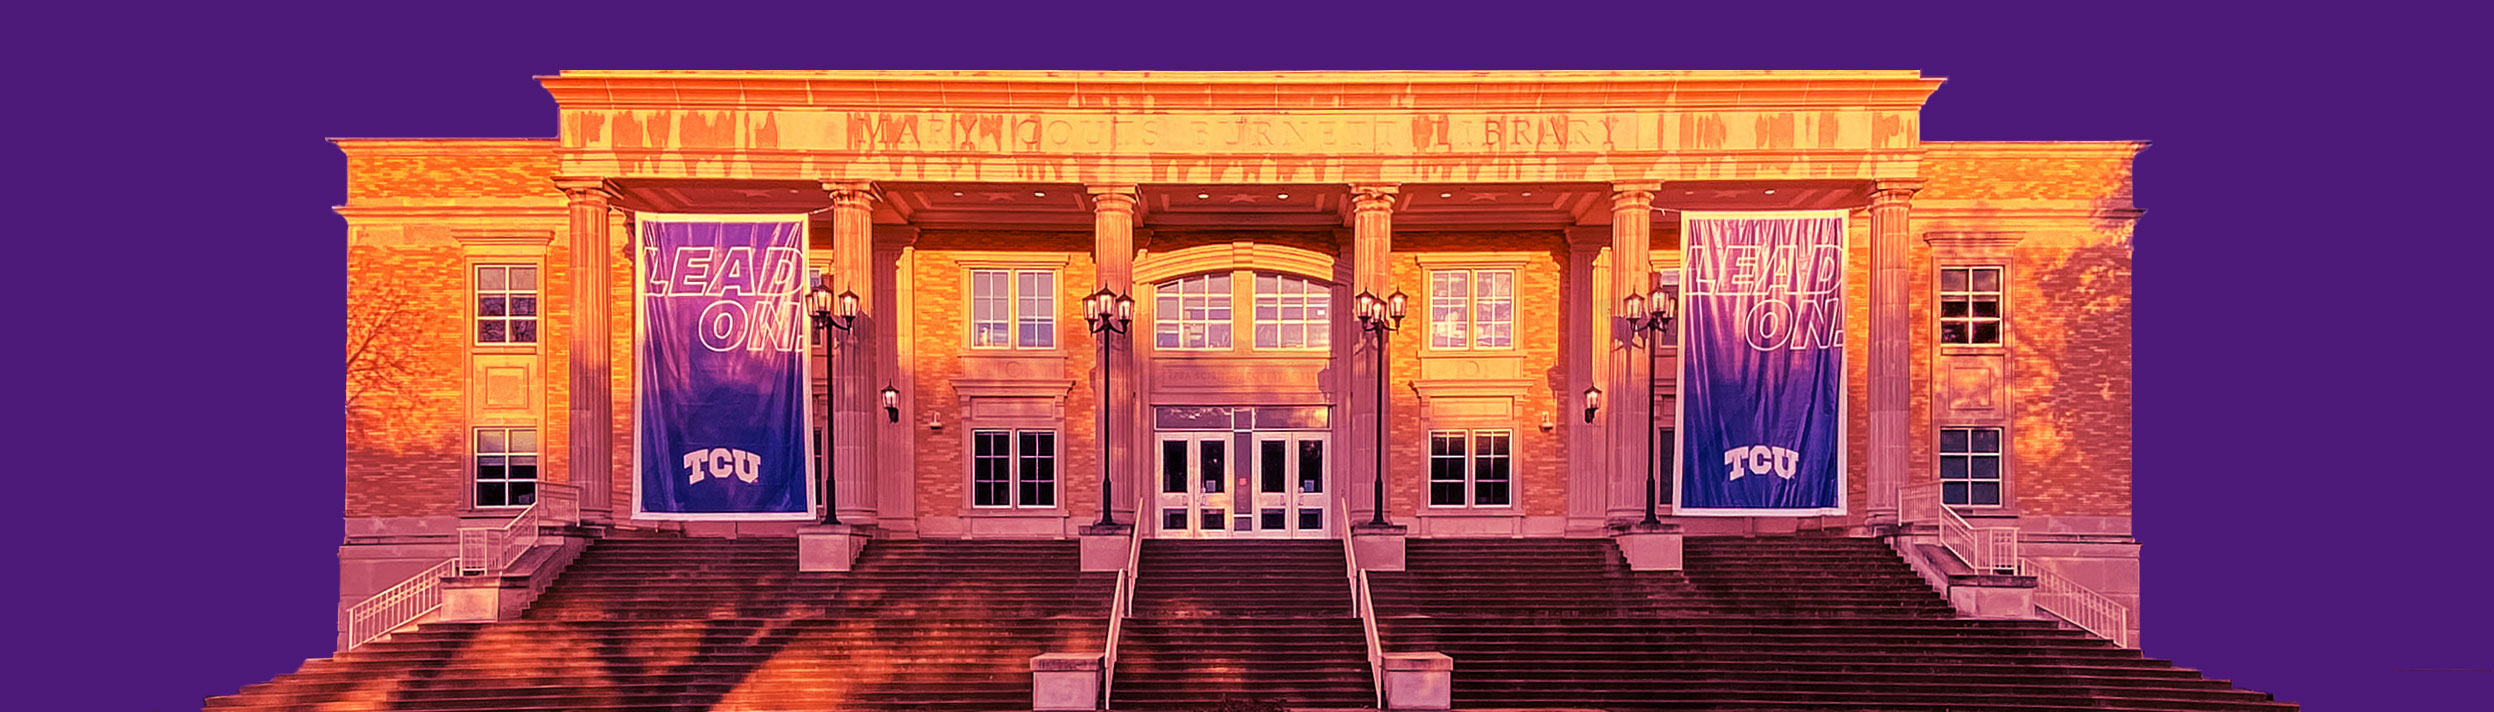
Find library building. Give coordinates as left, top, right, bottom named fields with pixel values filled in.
left=215, top=70, right=2294, bottom=711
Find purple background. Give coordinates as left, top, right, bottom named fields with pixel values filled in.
left=14, top=3, right=2485, bottom=709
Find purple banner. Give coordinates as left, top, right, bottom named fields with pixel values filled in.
left=635, top=215, right=814, bottom=518
left=1676, top=212, right=1847, bottom=516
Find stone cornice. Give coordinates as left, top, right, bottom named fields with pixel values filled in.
left=538, top=70, right=1945, bottom=112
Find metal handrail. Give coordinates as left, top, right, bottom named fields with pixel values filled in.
left=1339, top=503, right=1387, bottom=709
left=1100, top=488, right=1147, bottom=707
left=342, top=558, right=459, bottom=650
left=457, top=482, right=579, bottom=576
left=1902, top=483, right=2018, bottom=574
left=2021, top=557, right=2133, bottom=648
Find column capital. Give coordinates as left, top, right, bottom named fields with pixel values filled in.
left=821, top=180, right=882, bottom=204
left=553, top=177, right=616, bottom=203
left=1611, top=187, right=1656, bottom=212
left=1087, top=189, right=1138, bottom=214
left=1869, top=179, right=1925, bottom=206
left=1350, top=184, right=1398, bottom=212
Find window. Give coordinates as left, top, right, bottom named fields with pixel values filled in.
left=1253, top=273, right=1331, bottom=349
left=972, top=429, right=1057, bottom=507
left=1656, top=427, right=1676, bottom=505
left=475, top=265, right=538, bottom=344
left=473, top=427, right=538, bottom=508
left=1428, top=430, right=1512, bottom=507
left=970, top=269, right=1056, bottom=348
left=1940, top=266, right=2003, bottom=345
left=1940, top=427, right=2004, bottom=507
left=1427, top=269, right=1515, bottom=349
left=1154, top=273, right=1233, bottom=349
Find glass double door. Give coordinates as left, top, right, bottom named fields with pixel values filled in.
left=1154, top=431, right=1330, bottom=539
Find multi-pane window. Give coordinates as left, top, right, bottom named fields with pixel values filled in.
left=1428, top=430, right=1513, bottom=507
left=1940, top=427, right=2004, bottom=507
left=1939, top=266, right=2004, bottom=345
left=1154, top=273, right=1233, bottom=349
left=1427, top=269, right=1516, bottom=349
left=972, top=429, right=1057, bottom=507
left=970, top=269, right=1056, bottom=348
left=1253, top=273, right=1331, bottom=349
left=475, top=265, right=539, bottom=344
left=473, top=427, right=538, bottom=508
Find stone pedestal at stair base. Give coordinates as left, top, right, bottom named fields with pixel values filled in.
left=1381, top=651, right=1453, bottom=710
left=1351, top=521, right=1408, bottom=571
left=439, top=572, right=532, bottom=623
left=797, top=523, right=873, bottom=572
left=1029, top=653, right=1102, bottom=711
left=1611, top=520, right=1684, bottom=571
left=1076, top=523, right=1132, bottom=573
left=1947, top=571, right=2041, bottom=620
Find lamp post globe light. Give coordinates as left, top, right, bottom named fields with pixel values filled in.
left=1353, top=289, right=1407, bottom=527
left=1082, top=287, right=1134, bottom=527
left=1621, top=278, right=1677, bottom=526
left=807, top=282, right=859, bottom=525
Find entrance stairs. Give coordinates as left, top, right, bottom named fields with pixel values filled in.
left=1112, top=539, right=1373, bottom=710
left=1368, top=535, right=2295, bottom=711
left=208, top=532, right=1112, bottom=712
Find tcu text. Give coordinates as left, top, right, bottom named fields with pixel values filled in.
left=1724, top=445, right=1801, bottom=480
left=683, top=448, right=763, bottom=485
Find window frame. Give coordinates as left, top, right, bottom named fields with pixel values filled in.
left=1426, top=429, right=1516, bottom=508
left=1424, top=268, right=1518, bottom=351
left=968, top=268, right=1058, bottom=350
left=472, top=264, right=541, bottom=346
left=1251, top=272, right=1333, bottom=351
left=1938, top=426, right=2007, bottom=508
left=1152, top=272, right=1238, bottom=351
left=969, top=427, right=1059, bottom=509
left=1938, top=265, right=2006, bottom=347
left=471, top=426, right=540, bottom=510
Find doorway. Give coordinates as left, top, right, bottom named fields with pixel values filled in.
left=1154, top=430, right=1330, bottom=539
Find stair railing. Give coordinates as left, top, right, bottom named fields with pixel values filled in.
left=1338, top=503, right=1388, bottom=710
left=1100, top=488, right=1146, bottom=707
left=2020, top=557, right=2133, bottom=648
left=342, top=558, right=460, bottom=650
left=1902, top=483, right=2018, bottom=574
left=457, top=482, right=579, bottom=576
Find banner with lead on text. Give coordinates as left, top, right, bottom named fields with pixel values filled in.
left=634, top=214, right=817, bottom=520
left=1675, top=211, right=1849, bottom=516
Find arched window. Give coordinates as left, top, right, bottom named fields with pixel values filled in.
left=1253, top=273, right=1331, bottom=349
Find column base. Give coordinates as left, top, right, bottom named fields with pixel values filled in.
left=1077, top=523, right=1134, bottom=573
left=1030, top=652, right=1103, bottom=711
left=1610, top=520, right=1684, bottom=571
left=1381, top=651, right=1453, bottom=710
left=1351, top=522, right=1409, bottom=572
left=797, top=523, right=875, bottom=572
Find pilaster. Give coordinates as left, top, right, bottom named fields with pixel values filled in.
left=1563, top=226, right=1611, bottom=533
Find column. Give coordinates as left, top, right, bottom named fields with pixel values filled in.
left=824, top=181, right=881, bottom=525
left=1349, top=184, right=1397, bottom=524
left=1867, top=180, right=1921, bottom=527
left=557, top=178, right=616, bottom=523
left=1605, top=184, right=1658, bottom=523
left=1088, top=184, right=1139, bottom=525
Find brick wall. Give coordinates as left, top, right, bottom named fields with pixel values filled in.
left=1386, top=231, right=1572, bottom=519
left=907, top=231, right=1103, bottom=521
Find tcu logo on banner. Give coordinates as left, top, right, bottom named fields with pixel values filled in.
left=635, top=215, right=816, bottom=519
left=1676, top=212, right=1848, bottom=516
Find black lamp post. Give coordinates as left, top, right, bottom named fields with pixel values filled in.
left=1082, top=287, right=1135, bottom=527
left=1621, top=280, right=1676, bottom=526
left=807, top=283, right=859, bottom=525
left=1354, top=289, right=1407, bottom=527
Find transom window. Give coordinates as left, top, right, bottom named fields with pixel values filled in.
left=473, top=427, right=539, bottom=508
left=1428, top=269, right=1516, bottom=349
left=1940, top=427, right=2004, bottom=507
left=1154, top=273, right=1234, bottom=349
left=475, top=265, right=539, bottom=344
left=972, top=429, right=1057, bottom=508
left=971, top=269, right=1057, bottom=349
left=1939, top=266, right=2004, bottom=345
left=1428, top=430, right=1512, bottom=507
left=1253, top=273, right=1331, bottom=349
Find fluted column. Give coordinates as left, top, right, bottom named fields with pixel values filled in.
left=824, top=181, right=881, bottom=525
left=557, top=178, right=617, bottom=523
left=1867, top=180, right=1922, bottom=527
left=1088, top=184, right=1139, bottom=525
left=1605, top=184, right=1658, bottom=523
left=1349, top=184, right=1398, bottom=525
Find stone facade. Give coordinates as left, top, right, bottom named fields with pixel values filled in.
left=333, top=70, right=2145, bottom=646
